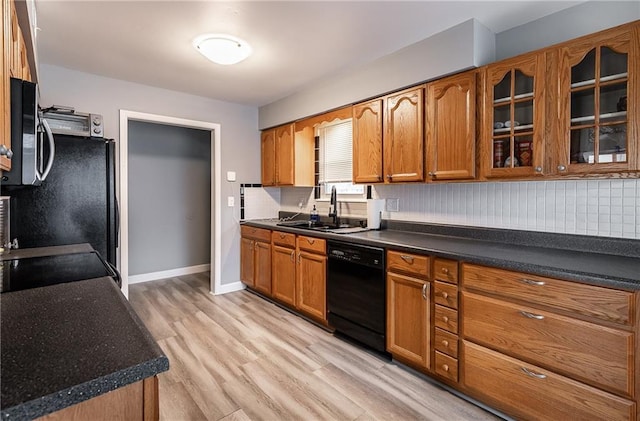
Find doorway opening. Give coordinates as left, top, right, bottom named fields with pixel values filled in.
left=118, top=110, right=221, bottom=297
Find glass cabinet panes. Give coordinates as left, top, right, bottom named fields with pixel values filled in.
left=568, top=45, right=627, bottom=165
left=492, top=69, right=535, bottom=169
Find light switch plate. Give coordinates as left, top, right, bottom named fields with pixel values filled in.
left=226, top=171, right=236, bottom=182
left=227, top=196, right=235, bottom=207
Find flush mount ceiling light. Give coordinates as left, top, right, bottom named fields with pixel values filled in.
left=193, top=34, right=252, bottom=65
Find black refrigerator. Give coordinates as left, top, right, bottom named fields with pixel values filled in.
left=1, top=134, right=118, bottom=266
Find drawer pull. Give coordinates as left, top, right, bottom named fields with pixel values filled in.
left=279, top=233, right=286, bottom=239
left=442, top=364, right=449, bottom=372
left=400, top=255, right=414, bottom=263
left=521, top=367, right=547, bottom=379
left=307, top=238, right=315, bottom=245
left=442, top=316, right=449, bottom=323
left=520, top=310, right=545, bottom=320
left=442, top=340, right=449, bottom=347
left=520, top=278, right=545, bottom=286
left=421, top=284, right=427, bottom=300
left=441, top=267, right=449, bottom=274
left=441, top=292, right=449, bottom=299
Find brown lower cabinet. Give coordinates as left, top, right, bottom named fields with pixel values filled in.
left=460, top=263, right=637, bottom=420
left=38, top=377, right=159, bottom=421
left=463, top=341, right=634, bottom=421
left=240, top=226, right=271, bottom=294
left=242, top=229, right=640, bottom=419
left=296, top=235, right=327, bottom=323
left=243, top=228, right=327, bottom=324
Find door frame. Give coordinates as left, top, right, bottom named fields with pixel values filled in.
left=118, top=110, right=221, bottom=298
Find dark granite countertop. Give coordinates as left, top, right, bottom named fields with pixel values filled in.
left=242, top=219, right=640, bottom=290
left=0, top=277, right=169, bottom=420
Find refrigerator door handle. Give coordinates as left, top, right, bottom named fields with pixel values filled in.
left=38, top=119, right=55, bottom=182
left=115, top=196, right=120, bottom=246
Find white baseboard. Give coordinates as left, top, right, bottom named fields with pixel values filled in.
left=211, top=281, right=246, bottom=295
left=128, top=264, right=211, bottom=284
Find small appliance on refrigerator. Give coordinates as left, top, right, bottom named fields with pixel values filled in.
left=1, top=78, right=118, bottom=269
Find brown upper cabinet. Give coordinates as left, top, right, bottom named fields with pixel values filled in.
left=352, top=99, right=384, bottom=183
left=352, top=86, right=425, bottom=184
left=426, top=71, right=477, bottom=181
left=2, top=0, right=34, bottom=172
left=479, top=52, right=547, bottom=179
left=556, top=22, right=639, bottom=175
left=384, top=86, right=425, bottom=182
left=261, top=123, right=314, bottom=187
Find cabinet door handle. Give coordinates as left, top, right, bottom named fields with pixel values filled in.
left=422, top=284, right=427, bottom=300
left=0, top=145, right=13, bottom=159
left=400, top=255, right=414, bottom=263
left=557, top=165, right=567, bottom=172
left=250, top=241, right=255, bottom=251
left=521, top=367, right=547, bottom=379
left=534, top=166, right=543, bottom=173
left=520, top=278, right=545, bottom=286
left=290, top=250, right=295, bottom=262
left=520, top=310, right=544, bottom=320
left=428, top=172, right=435, bottom=177
left=386, top=174, right=392, bottom=180
left=297, top=253, right=301, bottom=264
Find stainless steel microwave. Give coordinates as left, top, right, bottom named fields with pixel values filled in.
left=3, top=78, right=104, bottom=186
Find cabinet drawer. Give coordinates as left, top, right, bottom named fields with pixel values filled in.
left=434, top=258, right=458, bottom=284
left=434, top=305, right=458, bottom=334
left=435, top=351, right=458, bottom=382
left=463, top=292, right=633, bottom=396
left=272, top=231, right=296, bottom=247
left=463, top=341, right=635, bottom=421
left=241, top=225, right=271, bottom=242
left=462, top=263, right=634, bottom=325
left=387, top=250, right=430, bottom=278
left=296, top=235, right=326, bottom=254
left=434, top=328, right=458, bottom=358
left=434, top=281, right=458, bottom=309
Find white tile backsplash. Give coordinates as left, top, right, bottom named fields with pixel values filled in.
left=242, top=187, right=281, bottom=220
left=279, top=179, right=640, bottom=239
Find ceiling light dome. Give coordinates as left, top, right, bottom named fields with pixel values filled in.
left=193, top=34, right=252, bottom=65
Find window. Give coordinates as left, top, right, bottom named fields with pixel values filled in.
left=317, top=119, right=364, bottom=199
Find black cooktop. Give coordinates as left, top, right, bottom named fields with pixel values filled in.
left=1, top=252, right=118, bottom=293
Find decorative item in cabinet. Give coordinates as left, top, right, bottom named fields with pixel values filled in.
left=480, top=52, right=547, bottom=178
left=557, top=21, right=639, bottom=174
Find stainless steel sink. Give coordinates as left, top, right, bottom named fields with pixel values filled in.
left=276, top=221, right=366, bottom=234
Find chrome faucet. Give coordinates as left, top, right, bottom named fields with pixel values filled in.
left=328, top=185, right=339, bottom=226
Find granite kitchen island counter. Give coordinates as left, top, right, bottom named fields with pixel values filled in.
left=0, top=277, right=169, bottom=420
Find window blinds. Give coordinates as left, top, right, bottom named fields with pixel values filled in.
left=318, top=120, right=353, bottom=184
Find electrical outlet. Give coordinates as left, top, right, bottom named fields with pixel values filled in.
left=227, top=196, right=235, bottom=207
left=298, top=199, right=305, bottom=209
left=386, top=198, right=399, bottom=212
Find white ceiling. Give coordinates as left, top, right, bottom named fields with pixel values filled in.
left=35, top=1, right=582, bottom=107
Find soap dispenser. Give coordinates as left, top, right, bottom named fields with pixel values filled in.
left=310, top=205, right=319, bottom=224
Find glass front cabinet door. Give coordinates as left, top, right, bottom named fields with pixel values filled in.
left=557, top=23, right=639, bottom=175
left=481, top=53, right=547, bottom=179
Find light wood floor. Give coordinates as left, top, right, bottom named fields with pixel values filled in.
left=129, top=273, right=500, bottom=421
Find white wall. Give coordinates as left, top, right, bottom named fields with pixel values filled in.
left=258, top=19, right=495, bottom=129
left=38, top=64, right=259, bottom=286
left=280, top=180, right=640, bottom=239
left=495, top=1, right=640, bottom=61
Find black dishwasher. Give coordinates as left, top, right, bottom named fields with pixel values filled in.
left=327, top=240, right=386, bottom=354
